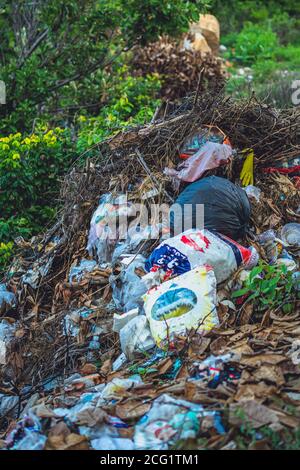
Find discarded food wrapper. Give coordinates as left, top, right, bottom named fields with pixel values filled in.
left=143, top=266, right=218, bottom=348
left=119, top=315, right=155, bottom=360
left=263, top=156, right=300, bottom=176
left=164, top=141, right=232, bottom=183
left=192, top=353, right=241, bottom=388
left=145, top=228, right=259, bottom=284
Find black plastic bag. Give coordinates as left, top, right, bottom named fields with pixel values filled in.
left=170, top=176, right=250, bottom=240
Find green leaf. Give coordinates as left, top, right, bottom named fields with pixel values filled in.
left=232, top=287, right=251, bottom=298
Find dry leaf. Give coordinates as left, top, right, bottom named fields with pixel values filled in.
left=46, top=433, right=89, bottom=451
left=100, top=358, right=112, bottom=375
left=240, top=354, right=287, bottom=367
left=75, top=407, right=106, bottom=427
left=48, top=421, right=70, bottom=439
left=252, top=364, right=285, bottom=386
left=115, top=400, right=151, bottom=420
left=79, top=363, right=97, bottom=375
left=210, top=336, right=228, bottom=355
left=235, top=383, right=277, bottom=401
left=229, top=400, right=279, bottom=429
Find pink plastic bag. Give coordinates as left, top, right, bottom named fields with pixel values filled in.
left=164, top=142, right=232, bottom=183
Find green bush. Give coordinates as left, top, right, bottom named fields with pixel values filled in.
left=270, top=12, right=300, bottom=45
left=0, top=127, right=74, bottom=272
left=0, top=0, right=207, bottom=133
left=0, top=241, right=14, bottom=274
left=274, top=44, right=300, bottom=69
left=76, top=68, right=161, bottom=153
left=234, top=23, right=278, bottom=65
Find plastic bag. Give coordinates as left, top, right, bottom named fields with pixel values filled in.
left=164, top=142, right=232, bottom=183
left=0, top=284, right=16, bottom=313
left=6, top=412, right=46, bottom=450
left=112, top=224, right=162, bottom=263
left=257, top=230, right=280, bottom=264
left=277, top=250, right=297, bottom=271
left=281, top=223, right=300, bottom=248
left=178, top=126, right=228, bottom=160
left=244, top=185, right=261, bottom=202
left=63, top=307, right=94, bottom=338
left=0, top=394, right=19, bottom=419
left=110, top=255, right=148, bottom=312
left=100, top=375, right=142, bottom=401
left=119, top=315, right=155, bottom=360
left=0, top=319, right=16, bottom=365
left=170, top=176, right=251, bottom=240
left=263, top=156, right=300, bottom=176
left=134, top=394, right=221, bottom=450
left=143, top=266, right=218, bottom=349
left=69, top=259, right=97, bottom=283
left=22, top=257, right=54, bottom=289
left=91, top=436, right=134, bottom=450
left=145, top=228, right=258, bottom=284
left=113, top=308, right=139, bottom=333
left=87, top=193, right=135, bottom=263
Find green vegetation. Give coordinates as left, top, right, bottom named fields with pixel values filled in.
left=0, top=0, right=208, bottom=273
left=76, top=66, right=161, bottom=153
left=0, top=127, right=74, bottom=271
left=232, top=262, right=298, bottom=314
left=211, top=1, right=300, bottom=105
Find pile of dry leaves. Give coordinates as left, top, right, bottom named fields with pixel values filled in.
left=130, top=37, right=227, bottom=102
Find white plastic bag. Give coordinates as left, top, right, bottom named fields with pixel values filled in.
left=143, top=266, right=218, bottom=348
left=87, top=193, right=135, bottom=263
left=0, top=319, right=16, bottom=365
left=119, top=316, right=155, bottom=360
left=164, top=142, right=232, bottom=183
left=145, top=228, right=259, bottom=284
left=110, top=255, right=148, bottom=312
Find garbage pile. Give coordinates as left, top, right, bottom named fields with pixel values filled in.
left=0, top=89, right=300, bottom=450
